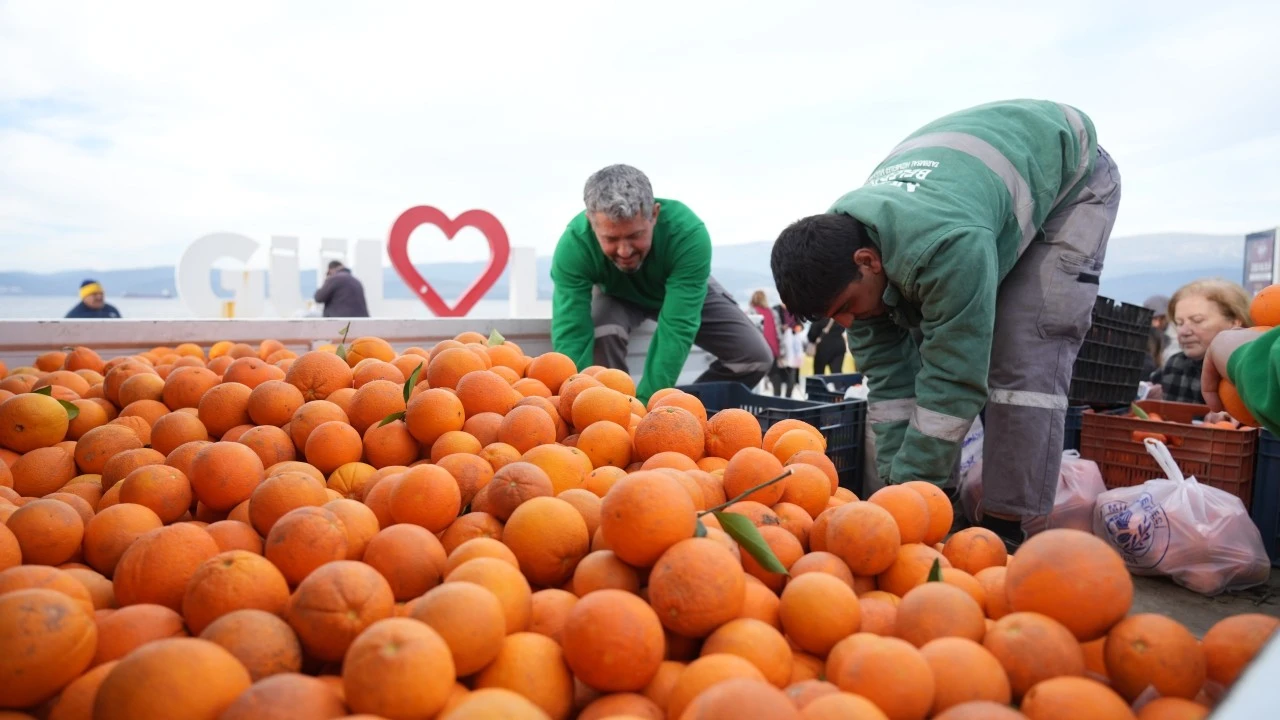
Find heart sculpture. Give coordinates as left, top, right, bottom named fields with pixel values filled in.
left=387, top=206, right=511, bottom=317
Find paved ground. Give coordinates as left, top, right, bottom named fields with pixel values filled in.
left=1130, top=569, right=1280, bottom=637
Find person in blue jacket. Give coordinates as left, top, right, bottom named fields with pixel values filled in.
left=65, top=279, right=122, bottom=319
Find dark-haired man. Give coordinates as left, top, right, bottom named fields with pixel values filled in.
left=314, top=261, right=370, bottom=318
left=771, top=99, right=1121, bottom=546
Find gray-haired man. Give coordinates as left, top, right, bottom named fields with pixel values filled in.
left=550, top=164, right=773, bottom=402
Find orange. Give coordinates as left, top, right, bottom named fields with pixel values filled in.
left=342, top=617, right=456, bottom=719
left=827, top=634, right=934, bottom=720
left=0, top=392, right=70, bottom=452
left=877, top=543, right=950, bottom=598
left=1104, top=613, right=1205, bottom=701
left=246, top=380, right=305, bottom=427
left=218, top=673, right=347, bottom=720
left=646, top=537, right=745, bottom=637
left=780, top=571, right=862, bottom=656
left=562, top=589, right=666, bottom=692
left=521, top=444, right=593, bottom=494
left=983, top=612, right=1085, bottom=700
left=825, top=501, right=901, bottom=576
left=1249, top=283, right=1280, bottom=325
left=503, top=496, right=590, bottom=587
left=633, top=406, right=704, bottom=461
left=407, top=581, right=507, bottom=675
left=702, top=617, right=794, bottom=688
left=789, top=550, right=855, bottom=588
left=599, top=470, right=697, bottom=567
left=1201, top=613, right=1280, bottom=688
left=1006, top=529, right=1132, bottom=642
left=1019, top=676, right=1134, bottom=720
left=389, top=464, right=462, bottom=532
left=1136, top=698, right=1211, bottom=720
left=92, top=637, right=251, bottom=720
left=284, top=350, right=353, bottom=401
left=7, top=498, right=85, bottom=566
left=918, top=637, right=1012, bottom=714
left=82, top=502, right=164, bottom=576
left=0, top=588, right=97, bottom=708
left=901, top=480, right=953, bottom=545
left=264, top=506, right=349, bottom=586
left=678, top=677, right=799, bottom=719
left=705, top=408, right=763, bottom=460
left=895, top=581, right=986, bottom=647
left=498, top=405, right=557, bottom=454
left=198, top=609, right=303, bottom=681
left=363, top=523, right=446, bottom=601
left=113, top=523, right=220, bottom=611
left=942, top=527, right=1008, bottom=575
left=571, top=386, right=633, bottom=431
left=667, top=654, right=767, bottom=720
left=723, top=447, right=788, bottom=505
left=189, top=441, right=265, bottom=511
left=1218, top=379, right=1258, bottom=426
left=119, top=464, right=194, bottom=524
left=473, top=632, right=574, bottom=719
left=180, top=550, right=290, bottom=634
left=285, top=560, right=396, bottom=662
left=571, top=548, right=639, bottom=595
left=484, top=461, right=554, bottom=521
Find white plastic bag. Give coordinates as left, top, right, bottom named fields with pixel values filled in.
left=1093, top=438, right=1271, bottom=596
left=1023, top=451, right=1106, bottom=535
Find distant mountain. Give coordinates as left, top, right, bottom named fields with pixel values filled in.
left=0, top=232, right=1254, bottom=309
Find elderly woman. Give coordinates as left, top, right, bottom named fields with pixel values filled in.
left=1151, top=279, right=1252, bottom=404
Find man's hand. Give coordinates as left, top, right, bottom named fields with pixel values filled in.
left=1201, top=328, right=1263, bottom=412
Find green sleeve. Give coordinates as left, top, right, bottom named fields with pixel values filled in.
left=636, top=227, right=712, bottom=402
left=1227, top=325, right=1280, bottom=436
left=550, top=230, right=597, bottom=373
left=846, top=315, right=920, bottom=483
left=890, top=228, right=998, bottom=485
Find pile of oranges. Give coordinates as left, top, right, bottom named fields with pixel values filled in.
left=0, top=332, right=1276, bottom=720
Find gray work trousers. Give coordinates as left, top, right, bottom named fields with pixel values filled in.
left=984, top=147, right=1122, bottom=517
left=592, top=277, right=774, bottom=388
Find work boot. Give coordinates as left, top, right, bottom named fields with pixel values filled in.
left=977, top=514, right=1025, bottom=554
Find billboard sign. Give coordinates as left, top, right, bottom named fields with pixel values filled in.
left=1244, top=229, right=1276, bottom=296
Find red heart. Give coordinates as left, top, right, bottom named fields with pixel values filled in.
left=387, top=206, right=511, bottom=317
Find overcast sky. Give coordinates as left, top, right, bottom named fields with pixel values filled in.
left=2, top=0, right=1279, bottom=274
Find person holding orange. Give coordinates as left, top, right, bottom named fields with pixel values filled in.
left=1202, top=284, right=1280, bottom=436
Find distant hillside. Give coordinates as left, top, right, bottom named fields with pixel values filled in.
left=0, top=232, right=1252, bottom=308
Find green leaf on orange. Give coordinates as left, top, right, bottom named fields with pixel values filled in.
left=403, top=363, right=424, bottom=402
left=378, top=410, right=406, bottom=428
left=715, top=511, right=788, bottom=575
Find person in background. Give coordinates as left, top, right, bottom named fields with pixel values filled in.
left=1151, top=279, right=1251, bottom=404
left=1142, top=295, right=1168, bottom=379
left=314, top=261, right=370, bottom=318
left=1203, top=326, right=1280, bottom=436
left=808, top=317, right=847, bottom=375
left=782, top=322, right=807, bottom=397
left=65, top=279, right=121, bottom=318
left=750, top=290, right=788, bottom=396
left=550, top=164, right=772, bottom=402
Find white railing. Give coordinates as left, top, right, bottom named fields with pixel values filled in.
left=0, top=318, right=712, bottom=386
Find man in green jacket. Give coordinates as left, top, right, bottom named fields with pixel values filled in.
left=771, top=99, right=1121, bottom=547
left=551, top=164, right=773, bottom=403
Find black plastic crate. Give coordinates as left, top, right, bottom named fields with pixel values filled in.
left=677, top=381, right=867, bottom=496
left=804, top=373, right=865, bottom=404
left=1064, top=405, right=1089, bottom=452
left=1251, top=430, right=1280, bottom=567
left=1068, top=296, right=1153, bottom=407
